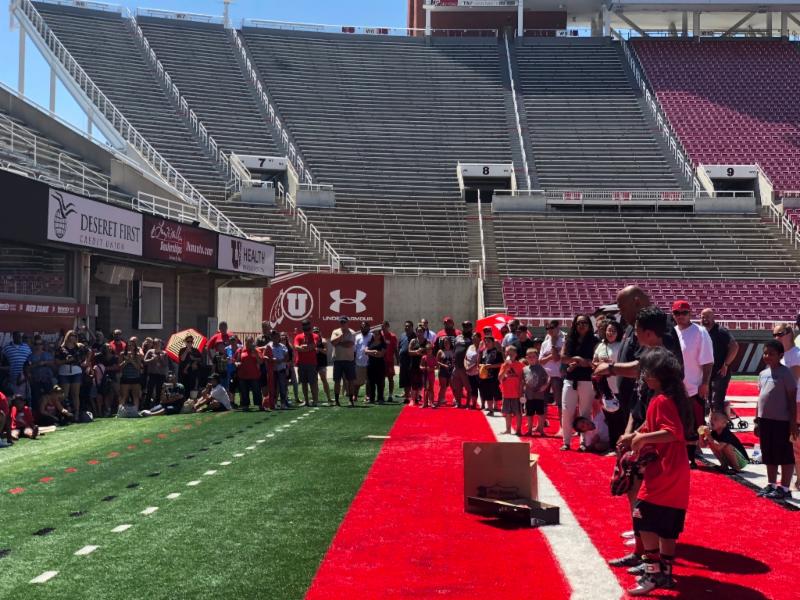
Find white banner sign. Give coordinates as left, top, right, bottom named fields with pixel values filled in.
left=703, top=165, right=759, bottom=180
left=47, top=188, right=143, bottom=256
left=459, top=163, right=514, bottom=178
left=218, top=234, right=275, bottom=278
left=235, top=154, right=288, bottom=172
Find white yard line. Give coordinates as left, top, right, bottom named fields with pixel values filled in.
left=111, top=524, right=132, bottom=533
left=186, top=480, right=201, bottom=487
left=140, top=506, right=159, bottom=516
left=219, top=461, right=232, bottom=466
left=166, top=493, right=181, bottom=499
left=30, top=571, right=59, bottom=584
left=74, top=545, right=99, bottom=556
left=204, top=470, right=217, bottom=476
left=483, top=414, right=624, bottom=600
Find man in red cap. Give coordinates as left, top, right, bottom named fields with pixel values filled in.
left=672, top=299, right=714, bottom=468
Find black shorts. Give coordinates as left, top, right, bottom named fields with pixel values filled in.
left=409, top=368, right=424, bottom=389
left=468, top=375, right=480, bottom=397
left=478, top=379, right=501, bottom=402
left=633, top=499, right=686, bottom=540
left=759, top=418, right=795, bottom=465
left=525, top=397, right=545, bottom=415
left=332, top=360, right=356, bottom=383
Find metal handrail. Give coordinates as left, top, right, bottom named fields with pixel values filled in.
left=243, top=19, right=498, bottom=37
left=619, top=37, right=703, bottom=194
left=0, top=113, right=111, bottom=201
left=503, top=33, right=531, bottom=191
left=230, top=27, right=313, bottom=184
left=136, top=7, right=224, bottom=24
left=14, top=0, right=246, bottom=237
left=134, top=191, right=200, bottom=223
left=124, top=9, right=242, bottom=195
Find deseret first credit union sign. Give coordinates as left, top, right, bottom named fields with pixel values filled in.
left=47, top=189, right=143, bottom=256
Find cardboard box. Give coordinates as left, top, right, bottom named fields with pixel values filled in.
left=463, top=442, right=538, bottom=510
left=466, top=496, right=560, bottom=528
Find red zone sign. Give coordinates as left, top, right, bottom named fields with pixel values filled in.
left=263, top=273, right=384, bottom=337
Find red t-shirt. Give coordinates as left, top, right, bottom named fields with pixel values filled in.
left=500, top=360, right=524, bottom=398
left=638, top=393, right=690, bottom=510
left=383, top=332, right=398, bottom=365
left=11, top=405, right=34, bottom=430
left=108, top=340, right=127, bottom=355
left=294, top=332, right=320, bottom=366
left=0, top=392, right=9, bottom=415
left=236, top=348, right=262, bottom=380
left=208, top=331, right=230, bottom=349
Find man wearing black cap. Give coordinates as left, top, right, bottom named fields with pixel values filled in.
left=330, top=316, right=356, bottom=406
left=452, top=321, right=473, bottom=408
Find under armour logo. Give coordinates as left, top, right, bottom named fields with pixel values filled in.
left=329, top=289, right=367, bottom=313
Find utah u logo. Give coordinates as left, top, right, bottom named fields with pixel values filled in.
left=285, top=288, right=311, bottom=318
left=267, top=285, right=313, bottom=328
left=329, top=290, right=367, bottom=313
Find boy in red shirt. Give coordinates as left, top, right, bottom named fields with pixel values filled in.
left=628, top=348, right=691, bottom=595
left=499, top=346, right=524, bottom=435
left=10, top=395, right=39, bottom=440
left=294, top=320, right=321, bottom=407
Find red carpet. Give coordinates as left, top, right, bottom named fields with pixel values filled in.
left=306, top=405, right=571, bottom=599
left=526, top=434, right=800, bottom=599
left=727, top=381, right=758, bottom=396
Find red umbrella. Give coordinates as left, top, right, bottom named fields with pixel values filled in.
left=166, top=328, right=207, bottom=363
left=475, top=313, right=514, bottom=341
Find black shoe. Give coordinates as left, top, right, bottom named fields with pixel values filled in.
left=560, top=444, right=570, bottom=451
left=628, top=572, right=675, bottom=596
left=756, top=484, right=775, bottom=497
left=766, top=486, right=792, bottom=500
left=609, top=553, right=642, bottom=568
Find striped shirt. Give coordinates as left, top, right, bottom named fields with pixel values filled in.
left=3, top=343, right=32, bottom=379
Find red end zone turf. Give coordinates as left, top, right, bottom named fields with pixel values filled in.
left=306, top=406, right=571, bottom=600
left=526, top=434, right=800, bottom=599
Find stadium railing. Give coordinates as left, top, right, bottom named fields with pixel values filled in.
left=766, top=197, right=800, bottom=250
left=14, top=0, right=246, bottom=238
left=618, top=37, right=703, bottom=194
left=230, top=27, right=313, bottom=185
left=126, top=8, right=243, bottom=196
left=494, top=189, right=753, bottom=209
left=511, top=315, right=781, bottom=332
left=135, top=8, right=224, bottom=24
left=503, top=33, right=531, bottom=190
left=0, top=112, right=110, bottom=201
left=133, top=191, right=199, bottom=224
left=617, top=29, right=799, bottom=40
left=242, top=19, right=498, bottom=37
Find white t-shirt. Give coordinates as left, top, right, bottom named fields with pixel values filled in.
left=584, top=411, right=610, bottom=452
left=593, top=340, right=621, bottom=394
left=675, top=323, right=714, bottom=397
left=540, top=333, right=564, bottom=378
left=780, top=345, right=800, bottom=404
left=210, top=384, right=231, bottom=410
left=355, top=332, right=373, bottom=367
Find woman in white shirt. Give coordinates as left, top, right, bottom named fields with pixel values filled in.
left=593, top=319, right=624, bottom=447
left=465, top=333, right=482, bottom=410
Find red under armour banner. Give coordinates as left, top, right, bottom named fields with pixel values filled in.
left=263, top=273, right=384, bottom=336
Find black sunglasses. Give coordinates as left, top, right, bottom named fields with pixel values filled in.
left=672, top=311, right=690, bottom=316
left=773, top=330, right=790, bottom=338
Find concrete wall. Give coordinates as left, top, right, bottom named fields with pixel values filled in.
left=694, top=196, right=757, bottom=213
left=383, top=275, right=477, bottom=326
left=90, top=259, right=216, bottom=340
left=217, top=287, right=263, bottom=334
left=492, top=194, right=548, bottom=212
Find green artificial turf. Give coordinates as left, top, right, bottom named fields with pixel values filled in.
left=0, top=401, right=401, bottom=599
left=731, top=374, right=758, bottom=382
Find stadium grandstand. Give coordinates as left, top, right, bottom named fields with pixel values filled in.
left=4, top=1, right=800, bottom=598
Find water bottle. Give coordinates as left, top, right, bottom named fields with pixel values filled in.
left=751, top=443, right=762, bottom=464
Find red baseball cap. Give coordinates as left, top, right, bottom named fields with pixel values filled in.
left=443, top=316, right=454, bottom=323
left=671, top=300, right=691, bottom=313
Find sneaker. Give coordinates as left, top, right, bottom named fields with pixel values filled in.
left=560, top=444, right=570, bottom=451
left=624, top=538, right=637, bottom=547
left=608, top=553, right=642, bottom=568
left=756, top=484, right=776, bottom=497
left=766, top=487, right=792, bottom=500
left=627, top=563, right=647, bottom=576
left=621, top=530, right=635, bottom=539
left=628, top=572, right=674, bottom=596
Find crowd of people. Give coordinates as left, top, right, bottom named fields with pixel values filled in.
left=1, top=286, right=799, bottom=595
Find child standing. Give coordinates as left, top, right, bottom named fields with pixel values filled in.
left=755, top=340, right=797, bottom=499
left=421, top=345, right=438, bottom=408
left=627, top=347, right=692, bottom=596
left=523, top=349, right=549, bottom=436
left=499, top=346, right=524, bottom=435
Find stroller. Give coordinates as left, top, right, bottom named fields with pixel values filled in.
left=726, top=408, right=750, bottom=430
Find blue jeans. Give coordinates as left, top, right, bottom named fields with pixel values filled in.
left=274, top=370, right=288, bottom=407
left=238, top=378, right=261, bottom=409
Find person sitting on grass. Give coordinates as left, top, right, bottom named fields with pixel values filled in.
left=499, top=345, right=524, bottom=435
left=523, top=348, right=549, bottom=436
left=754, top=340, right=797, bottom=500
left=10, top=394, right=38, bottom=440
left=698, top=411, right=749, bottom=473
left=0, top=391, right=12, bottom=447
left=140, top=373, right=186, bottom=417
left=194, top=374, right=232, bottom=413
left=38, top=385, right=74, bottom=426
left=626, top=347, right=692, bottom=596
